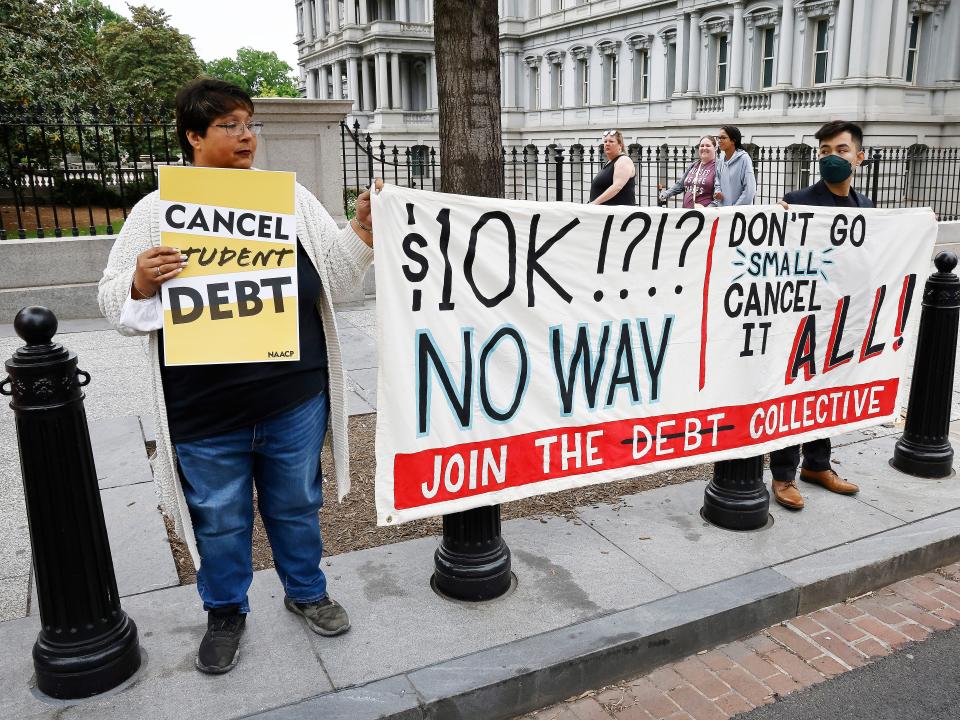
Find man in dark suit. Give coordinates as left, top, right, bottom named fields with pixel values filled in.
left=772, top=120, right=873, bottom=510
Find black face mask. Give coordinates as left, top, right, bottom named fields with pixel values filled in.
left=820, top=155, right=853, bottom=183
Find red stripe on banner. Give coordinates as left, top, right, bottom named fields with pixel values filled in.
left=394, top=379, right=899, bottom=510
left=699, top=218, right=719, bottom=391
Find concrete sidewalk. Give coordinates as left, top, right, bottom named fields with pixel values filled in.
left=0, top=413, right=958, bottom=718
left=0, top=299, right=380, bottom=624
left=1, top=277, right=958, bottom=718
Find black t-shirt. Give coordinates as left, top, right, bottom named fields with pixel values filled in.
left=159, top=240, right=328, bottom=444
left=829, top=191, right=856, bottom=207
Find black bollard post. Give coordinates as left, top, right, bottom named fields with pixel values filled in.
left=1, top=307, right=140, bottom=699
left=892, top=252, right=959, bottom=478
left=433, top=505, right=512, bottom=601
left=702, top=457, right=770, bottom=530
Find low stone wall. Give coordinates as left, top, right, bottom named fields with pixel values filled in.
left=0, top=232, right=372, bottom=321
left=937, top=221, right=960, bottom=257
left=0, top=236, right=115, bottom=320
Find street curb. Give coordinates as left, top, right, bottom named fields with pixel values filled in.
left=242, top=511, right=960, bottom=720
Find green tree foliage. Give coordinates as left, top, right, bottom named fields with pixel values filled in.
left=73, top=0, right=124, bottom=49
left=96, top=4, right=204, bottom=109
left=0, top=0, right=111, bottom=108
left=204, top=47, right=300, bottom=98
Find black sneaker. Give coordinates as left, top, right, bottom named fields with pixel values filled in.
left=196, top=606, right=246, bottom=674
left=284, top=596, right=350, bottom=636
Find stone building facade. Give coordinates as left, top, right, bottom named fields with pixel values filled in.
left=295, top=0, right=960, bottom=149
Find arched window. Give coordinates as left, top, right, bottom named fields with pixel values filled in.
left=570, top=46, right=591, bottom=106
left=595, top=40, right=621, bottom=104
left=700, top=16, right=732, bottom=92
left=745, top=6, right=779, bottom=90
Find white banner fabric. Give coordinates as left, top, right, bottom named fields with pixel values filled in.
left=371, top=184, right=937, bottom=526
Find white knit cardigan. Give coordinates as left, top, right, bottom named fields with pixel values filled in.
left=98, top=184, right=374, bottom=567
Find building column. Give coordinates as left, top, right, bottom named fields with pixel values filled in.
left=776, top=0, right=795, bottom=86
left=328, top=0, right=340, bottom=33
left=390, top=52, right=402, bottom=109
left=937, top=2, right=960, bottom=82
left=304, top=0, right=315, bottom=42
left=887, top=0, right=909, bottom=79
left=347, top=0, right=357, bottom=24
left=330, top=60, right=342, bottom=99
left=832, top=0, right=853, bottom=79
left=425, top=55, right=433, bottom=109
left=401, top=58, right=412, bottom=109
left=730, top=2, right=745, bottom=90
left=361, top=57, right=373, bottom=110
left=318, top=0, right=328, bottom=38
left=318, top=65, right=330, bottom=99
left=674, top=14, right=688, bottom=95
left=397, top=0, right=408, bottom=22
left=428, top=53, right=439, bottom=108
left=866, top=0, right=894, bottom=76
left=502, top=51, right=516, bottom=107
left=347, top=56, right=360, bottom=109
left=359, top=0, right=368, bottom=23
left=375, top=52, right=389, bottom=109
left=500, top=51, right=507, bottom=109
left=847, top=0, right=870, bottom=77
left=687, top=11, right=701, bottom=94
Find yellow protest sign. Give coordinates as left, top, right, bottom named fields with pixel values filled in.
left=158, top=166, right=299, bottom=366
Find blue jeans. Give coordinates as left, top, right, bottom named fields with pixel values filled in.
left=175, top=392, right=329, bottom=613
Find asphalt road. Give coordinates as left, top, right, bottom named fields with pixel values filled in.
left=737, top=625, right=960, bottom=720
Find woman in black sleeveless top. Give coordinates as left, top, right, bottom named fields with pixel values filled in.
left=589, top=129, right=636, bottom=206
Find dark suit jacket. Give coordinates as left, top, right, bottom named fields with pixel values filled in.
left=783, top=179, right=874, bottom=208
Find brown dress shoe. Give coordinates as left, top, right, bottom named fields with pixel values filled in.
left=772, top=480, right=804, bottom=510
left=800, top=468, right=859, bottom=495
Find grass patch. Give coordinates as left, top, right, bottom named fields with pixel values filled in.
left=4, top=219, right=125, bottom=240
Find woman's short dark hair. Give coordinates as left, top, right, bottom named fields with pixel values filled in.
left=175, top=78, right=255, bottom=163
left=721, top=125, right=743, bottom=149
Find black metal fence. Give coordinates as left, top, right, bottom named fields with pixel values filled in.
left=4, top=106, right=958, bottom=242
left=0, top=103, right=182, bottom=240
left=341, top=120, right=960, bottom=221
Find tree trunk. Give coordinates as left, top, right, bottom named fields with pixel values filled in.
left=431, top=0, right=511, bottom=602
left=434, top=0, right=503, bottom=198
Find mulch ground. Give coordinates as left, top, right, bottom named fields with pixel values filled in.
left=163, top=413, right=710, bottom=585
left=1, top=204, right=125, bottom=235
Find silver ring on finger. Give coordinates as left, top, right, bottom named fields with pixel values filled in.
left=155, top=266, right=161, bottom=277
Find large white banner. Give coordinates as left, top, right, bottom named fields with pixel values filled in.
left=371, top=185, right=937, bottom=525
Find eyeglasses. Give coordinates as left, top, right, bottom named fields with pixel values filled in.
left=213, top=121, right=264, bottom=137
left=602, top=130, right=619, bottom=138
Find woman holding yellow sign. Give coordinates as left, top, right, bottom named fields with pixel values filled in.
left=98, top=78, right=380, bottom=675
